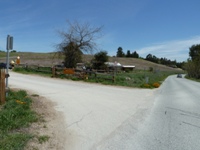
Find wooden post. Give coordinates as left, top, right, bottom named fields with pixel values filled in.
left=52, top=67, right=56, bottom=77
left=0, top=69, right=5, bottom=104
left=112, top=75, right=115, bottom=83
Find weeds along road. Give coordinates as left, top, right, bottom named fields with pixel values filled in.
left=9, top=72, right=200, bottom=150
left=8, top=71, right=156, bottom=150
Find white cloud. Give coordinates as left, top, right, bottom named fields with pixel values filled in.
left=137, top=36, right=200, bottom=62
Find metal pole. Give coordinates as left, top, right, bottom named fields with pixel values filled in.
left=5, top=35, right=13, bottom=97
left=5, top=35, right=10, bottom=97
left=6, top=49, right=9, bottom=85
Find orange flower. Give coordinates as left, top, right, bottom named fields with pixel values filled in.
left=16, top=100, right=26, bottom=104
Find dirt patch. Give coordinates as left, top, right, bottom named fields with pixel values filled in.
left=24, top=92, right=67, bottom=150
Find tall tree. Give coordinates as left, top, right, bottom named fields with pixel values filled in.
left=57, top=20, right=102, bottom=68
left=146, top=54, right=153, bottom=61
left=189, top=44, right=200, bottom=61
left=93, top=51, right=108, bottom=69
left=116, top=47, right=125, bottom=57
left=62, top=42, right=82, bottom=68
left=126, top=50, right=131, bottom=57
left=132, top=51, right=139, bottom=58
left=186, top=44, right=200, bottom=79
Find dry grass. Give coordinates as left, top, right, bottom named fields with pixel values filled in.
left=0, top=52, right=182, bottom=71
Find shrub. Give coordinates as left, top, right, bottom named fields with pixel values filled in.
left=152, top=82, right=160, bottom=88
left=140, top=83, right=151, bottom=88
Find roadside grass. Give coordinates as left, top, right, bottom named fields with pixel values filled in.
left=37, top=135, right=50, bottom=144
left=13, top=67, right=183, bottom=88
left=13, top=67, right=52, bottom=77
left=85, top=70, right=182, bottom=88
left=0, top=90, right=38, bottom=150
left=185, top=75, right=200, bottom=82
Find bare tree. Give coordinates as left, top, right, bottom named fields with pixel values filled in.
left=57, top=21, right=103, bottom=68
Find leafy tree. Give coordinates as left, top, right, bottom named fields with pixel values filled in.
left=146, top=54, right=159, bottom=63
left=185, top=59, right=200, bottom=79
left=57, top=20, right=102, bottom=68
left=185, top=44, right=200, bottom=79
left=189, top=44, right=200, bottom=61
left=146, top=54, right=153, bottom=61
left=93, top=51, right=108, bottom=69
left=152, top=55, right=159, bottom=63
left=116, top=47, right=125, bottom=57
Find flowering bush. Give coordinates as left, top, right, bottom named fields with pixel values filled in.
left=152, top=82, right=160, bottom=88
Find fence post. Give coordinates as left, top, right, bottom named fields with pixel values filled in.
left=0, top=69, right=5, bottom=104
left=52, top=67, right=56, bottom=77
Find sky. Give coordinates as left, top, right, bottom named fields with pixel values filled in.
left=1, top=0, right=200, bottom=62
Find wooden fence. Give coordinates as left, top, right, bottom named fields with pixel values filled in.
left=16, top=64, right=115, bottom=82
left=0, top=69, right=5, bottom=104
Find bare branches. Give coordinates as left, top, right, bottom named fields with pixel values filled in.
left=55, top=20, right=103, bottom=67
left=57, top=20, right=103, bottom=54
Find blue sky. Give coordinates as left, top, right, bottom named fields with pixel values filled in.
left=1, top=0, right=200, bottom=62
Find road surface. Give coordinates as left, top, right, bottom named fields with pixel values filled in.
left=8, top=72, right=200, bottom=150
left=8, top=71, right=156, bottom=150
left=100, top=75, right=200, bottom=150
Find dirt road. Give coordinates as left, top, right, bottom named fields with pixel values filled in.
left=9, top=71, right=156, bottom=150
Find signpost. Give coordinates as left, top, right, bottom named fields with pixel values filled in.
left=5, top=35, right=13, bottom=97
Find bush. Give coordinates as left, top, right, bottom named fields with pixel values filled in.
left=152, top=82, right=160, bottom=88
left=140, top=83, right=151, bottom=88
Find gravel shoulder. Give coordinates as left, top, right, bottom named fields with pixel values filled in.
left=24, top=91, right=67, bottom=150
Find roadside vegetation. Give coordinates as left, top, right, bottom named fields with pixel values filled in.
left=13, top=66, right=183, bottom=88
left=0, top=90, right=48, bottom=150
left=79, top=70, right=182, bottom=88
left=184, top=44, right=200, bottom=80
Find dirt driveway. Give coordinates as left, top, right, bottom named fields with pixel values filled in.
left=9, top=71, right=156, bottom=150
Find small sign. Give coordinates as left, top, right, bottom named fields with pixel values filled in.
left=63, top=69, right=74, bottom=74
left=6, top=35, right=13, bottom=50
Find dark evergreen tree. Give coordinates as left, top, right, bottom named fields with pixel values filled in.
left=116, top=47, right=125, bottom=57
left=132, top=51, right=139, bottom=58
left=126, top=50, right=131, bottom=57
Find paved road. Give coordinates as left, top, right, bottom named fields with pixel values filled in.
left=8, top=72, right=200, bottom=150
left=100, top=75, right=200, bottom=150
left=8, top=71, right=156, bottom=150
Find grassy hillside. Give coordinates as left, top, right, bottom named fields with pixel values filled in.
left=0, top=52, right=182, bottom=71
